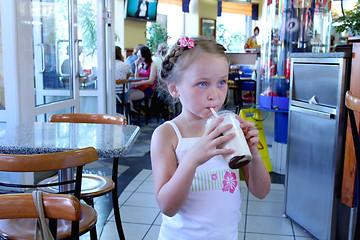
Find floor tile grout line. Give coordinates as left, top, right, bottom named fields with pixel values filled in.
left=142, top=211, right=162, bottom=240
left=244, top=187, right=249, bottom=239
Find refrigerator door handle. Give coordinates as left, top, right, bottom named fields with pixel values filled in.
left=290, top=105, right=335, bottom=119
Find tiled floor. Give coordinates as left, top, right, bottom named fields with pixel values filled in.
left=80, top=105, right=316, bottom=240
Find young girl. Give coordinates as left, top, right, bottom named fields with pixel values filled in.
left=150, top=37, right=271, bottom=239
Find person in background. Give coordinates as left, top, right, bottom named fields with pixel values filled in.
left=244, top=27, right=260, bottom=50
left=151, top=36, right=270, bottom=239
left=152, top=42, right=172, bottom=119
left=135, top=0, right=149, bottom=19
left=60, top=45, right=86, bottom=87
left=126, top=44, right=145, bottom=74
left=130, top=46, right=158, bottom=112
left=115, top=46, right=131, bottom=103
left=152, top=43, right=168, bottom=70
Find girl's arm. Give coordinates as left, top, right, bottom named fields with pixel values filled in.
left=131, top=62, right=158, bottom=87
left=151, top=118, right=235, bottom=217
left=236, top=116, right=271, bottom=199
left=134, top=59, right=140, bottom=78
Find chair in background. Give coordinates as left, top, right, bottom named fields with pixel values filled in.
left=0, top=147, right=98, bottom=239
left=132, top=92, right=156, bottom=125
left=228, top=64, right=256, bottom=114
left=42, top=113, right=127, bottom=240
left=239, top=64, right=256, bottom=105
left=0, top=193, right=82, bottom=239
left=116, top=78, right=132, bottom=124
left=345, top=91, right=360, bottom=240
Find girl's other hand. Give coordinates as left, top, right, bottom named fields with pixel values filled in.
left=235, top=115, right=259, bottom=153
left=183, top=117, right=235, bottom=167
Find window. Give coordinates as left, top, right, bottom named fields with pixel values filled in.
left=217, top=13, right=251, bottom=52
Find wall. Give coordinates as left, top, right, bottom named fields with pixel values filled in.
left=124, top=20, right=147, bottom=49
left=115, top=0, right=147, bottom=51
left=198, top=0, right=217, bottom=36
left=198, top=0, right=217, bottom=20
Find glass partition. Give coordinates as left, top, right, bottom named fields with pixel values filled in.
left=0, top=7, right=4, bottom=110
left=32, top=0, right=74, bottom=106
left=77, top=0, right=98, bottom=91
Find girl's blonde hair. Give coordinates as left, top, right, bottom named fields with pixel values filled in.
left=160, top=37, right=228, bottom=86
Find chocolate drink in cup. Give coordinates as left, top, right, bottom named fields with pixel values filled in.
left=207, top=110, right=252, bottom=169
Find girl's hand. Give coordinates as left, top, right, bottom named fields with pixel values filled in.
left=135, top=59, right=140, bottom=66
left=183, top=118, right=235, bottom=167
left=235, top=115, right=259, bottom=153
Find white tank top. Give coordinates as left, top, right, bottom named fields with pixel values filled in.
left=158, top=121, right=242, bottom=240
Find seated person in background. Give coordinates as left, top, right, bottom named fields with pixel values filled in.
left=152, top=43, right=168, bottom=70
left=115, top=46, right=131, bottom=102
left=126, top=44, right=145, bottom=74
left=60, top=45, right=87, bottom=87
left=130, top=46, right=158, bottom=112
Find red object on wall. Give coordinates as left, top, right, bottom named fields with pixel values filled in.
left=262, top=60, right=276, bottom=77
left=285, top=57, right=291, bottom=78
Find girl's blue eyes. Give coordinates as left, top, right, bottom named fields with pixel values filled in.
left=198, top=80, right=227, bottom=87
left=198, top=82, right=207, bottom=87
left=218, top=80, right=227, bottom=86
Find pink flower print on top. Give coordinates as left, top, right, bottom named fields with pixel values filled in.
left=222, top=171, right=237, bottom=193
left=211, top=174, right=217, bottom=181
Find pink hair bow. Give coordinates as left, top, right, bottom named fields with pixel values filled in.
left=179, top=37, right=195, bottom=49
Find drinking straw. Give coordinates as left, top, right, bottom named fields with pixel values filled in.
left=210, top=108, right=219, bottom=118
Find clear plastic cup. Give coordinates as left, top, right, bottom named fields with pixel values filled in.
left=206, top=110, right=252, bottom=168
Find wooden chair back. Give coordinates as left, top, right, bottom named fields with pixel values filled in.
left=0, top=147, right=98, bottom=173
left=49, top=113, right=127, bottom=125
left=116, top=79, right=129, bottom=85
left=0, top=147, right=98, bottom=198
left=0, top=193, right=81, bottom=221
left=345, top=91, right=360, bottom=112
left=345, top=90, right=360, bottom=239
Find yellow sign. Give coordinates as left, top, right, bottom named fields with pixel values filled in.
left=239, top=108, right=272, bottom=172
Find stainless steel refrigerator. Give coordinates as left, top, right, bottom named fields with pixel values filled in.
left=285, top=53, right=352, bottom=240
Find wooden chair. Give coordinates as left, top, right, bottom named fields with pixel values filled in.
left=0, top=147, right=98, bottom=239
left=42, top=113, right=127, bottom=240
left=345, top=91, right=360, bottom=239
left=0, top=193, right=82, bottom=239
left=116, top=79, right=132, bottom=124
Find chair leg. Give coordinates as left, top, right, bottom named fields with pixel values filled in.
left=83, top=197, right=94, bottom=207
left=112, top=157, right=126, bottom=240
left=82, top=197, right=98, bottom=239
left=144, top=97, right=150, bottom=125
left=125, top=103, right=131, bottom=125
